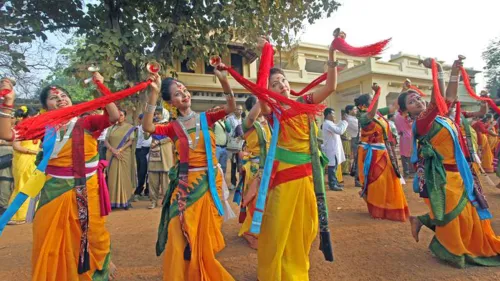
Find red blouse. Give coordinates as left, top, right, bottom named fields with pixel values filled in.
left=154, top=108, right=227, bottom=138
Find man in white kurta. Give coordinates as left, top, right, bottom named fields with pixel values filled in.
left=322, top=108, right=348, bottom=191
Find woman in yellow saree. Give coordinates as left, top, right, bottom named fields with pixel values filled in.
left=407, top=57, right=500, bottom=268
left=237, top=96, right=271, bottom=249
left=254, top=37, right=337, bottom=281
left=353, top=86, right=409, bottom=222
left=143, top=68, right=236, bottom=280
left=30, top=73, right=121, bottom=280
left=8, top=107, right=39, bottom=224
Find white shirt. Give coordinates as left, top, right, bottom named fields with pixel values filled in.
left=345, top=115, right=359, bottom=139
left=321, top=120, right=348, bottom=167
left=98, top=127, right=109, bottom=141
left=136, top=124, right=152, bottom=148
left=227, top=114, right=242, bottom=137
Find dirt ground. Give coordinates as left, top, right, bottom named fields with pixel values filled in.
left=1, top=175, right=500, bottom=281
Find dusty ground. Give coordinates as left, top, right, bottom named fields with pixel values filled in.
left=1, top=175, right=500, bottom=281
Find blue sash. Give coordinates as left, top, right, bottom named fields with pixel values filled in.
left=250, top=114, right=280, bottom=234
left=0, top=128, right=57, bottom=235
left=359, top=142, right=386, bottom=197
left=200, top=112, right=224, bottom=216
left=412, top=117, right=492, bottom=220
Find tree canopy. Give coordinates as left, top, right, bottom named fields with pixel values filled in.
left=482, top=37, right=500, bottom=96
left=1, top=0, right=340, bottom=91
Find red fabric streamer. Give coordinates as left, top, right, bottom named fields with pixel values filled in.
left=221, top=66, right=325, bottom=122
left=291, top=73, right=327, bottom=97
left=331, top=37, right=391, bottom=57
left=454, top=101, right=461, bottom=124
left=0, top=89, right=11, bottom=98
left=430, top=59, right=448, bottom=116
left=15, top=80, right=152, bottom=140
left=94, top=80, right=112, bottom=96
left=256, top=42, right=274, bottom=88
left=408, top=85, right=427, bottom=97
left=367, top=87, right=382, bottom=112
left=459, top=66, right=500, bottom=115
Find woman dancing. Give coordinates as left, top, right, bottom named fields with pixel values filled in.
left=142, top=68, right=236, bottom=280
left=405, top=57, right=500, bottom=268
left=353, top=85, right=409, bottom=221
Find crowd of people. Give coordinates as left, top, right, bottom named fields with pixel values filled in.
left=0, top=30, right=499, bottom=281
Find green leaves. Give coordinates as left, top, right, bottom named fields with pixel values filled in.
left=483, top=38, right=500, bottom=96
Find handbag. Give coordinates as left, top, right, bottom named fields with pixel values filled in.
left=0, top=154, right=12, bottom=170
left=227, top=137, right=243, bottom=151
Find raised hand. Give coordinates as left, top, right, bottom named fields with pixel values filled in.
left=214, top=63, right=229, bottom=82
left=0, top=78, right=15, bottom=104
left=372, top=83, right=380, bottom=92
left=148, top=73, right=161, bottom=96
left=93, top=72, right=105, bottom=84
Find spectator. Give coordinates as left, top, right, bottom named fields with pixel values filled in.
left=322, top=108, right=348, bottom=191
left=214, top=108, right=231, bottom=174
left=133, top=113, right=152, bottom=200
left=227, top=104, right=244, bottom=190
left=394, top=111, right=414, bottom=177
left=345, top=105, right=361, bottom=187
left=0, top=139, right=14, bottom=216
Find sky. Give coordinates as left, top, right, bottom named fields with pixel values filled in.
left=300, top=0, right=500, bottom=90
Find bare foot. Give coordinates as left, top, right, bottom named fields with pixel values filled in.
left=410, top=216, right=423, bottom=243
left=109, top=261, right=117, bottom=280
left=244, top=233, right=258, bottom=250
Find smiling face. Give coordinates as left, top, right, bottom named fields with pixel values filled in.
left=45, top=87, right=72, bottom=110
left=405, top=92, right=426, bottom=116
left=168, top=81, right=191, bottom=110
left=269, top=73, right=291, bottom=98
left=118, top=111, right=126, bottom=123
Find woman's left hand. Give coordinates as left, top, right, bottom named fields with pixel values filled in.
left=214, top=64, right=228, bottom=82
left=93, top=72, right=104, bottom=84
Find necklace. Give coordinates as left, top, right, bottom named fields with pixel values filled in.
left=177, top=110, right=196, bottom=122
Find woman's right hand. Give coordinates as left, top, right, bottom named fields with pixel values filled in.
left=0, top=78, right=15, bottom=105
left=148, top=73, right=161, bottom=96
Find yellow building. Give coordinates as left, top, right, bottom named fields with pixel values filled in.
left=175, top=42, right=481, bottom=116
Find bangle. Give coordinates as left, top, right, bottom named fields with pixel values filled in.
left=0, top=106, right=13, bottom=111
left=1, top=103, right=13, bottom=109
left=223, top=92, right=234, bottom=97
left=438, top=72, right=445, bottom=79
left=327, top=60, right=339, bottom=68
left=145, top=103, right=156, bottom=113
left=0, top=111, right=12, bottom=118
left=450, top=76, right=459, bottom=82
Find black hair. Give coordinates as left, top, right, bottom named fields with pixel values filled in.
left=388, top=113, right=394, bottom=119
left=397, top=90, right=419, bottom=113
left=119, top=109, right=127, bottom=116
left=269, top=68, right=286, bottom=81
left=160, top=77, right=182, bottom=102
left=482, top=113, right=493, bottom=123
left=14, top=106, right=37, bottom=119
left=345, top=105, right=355, bottom=114
left=39, top=85, right=72, bottom=109
left=245, top=96, right=257, bottom=111
left=323, top=107, right=334, bottom=118
left=354, top=94, right=371, bottom=108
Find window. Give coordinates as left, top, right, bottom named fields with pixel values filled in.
left=205, top=63, right=215, bottom=75
left=231, top=53, right=244, bottom=75
left=181, top=59, right=195, bottom=73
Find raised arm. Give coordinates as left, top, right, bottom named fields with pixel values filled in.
left=464, top=101, right=488, bottom=118
left=366, top=84, right=381, bottom=120
left=93, top=72, right=120, bottom=123
left=214, top=65, right=236, bottom=115
left=0, top=79, right=15, bottom=141
left=421, top=58, right=445, bottom=104
left=311, top=47, right=338, bottom=104
left=445, top=58, right=463, bottom=102
left=142, top=73, right=162, bottom=134
left=244, top=100, right=261, bottom=129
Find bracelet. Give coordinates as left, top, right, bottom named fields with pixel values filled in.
left=0, top=111, right=12, bottom=118
left=450, top=76, right=459, bottom=82
left=145, top=103, right=156, bottom=113
left=223, top=91, right=234, bottom=97
left=327, top=60, right=339, bottom=68
left=1, top=103, right=13, bottom=109
left=438, top=72, right=445, bottom=79
left=0, top=106, right=13, bottom=111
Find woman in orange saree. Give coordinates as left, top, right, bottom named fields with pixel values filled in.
left=407, top=57, right=500, bottom=268
left=31, top=73, right=120, bottom=280
left=353, top=85, right=409, bottom=222
left=472, top=114, right=496, bottom=173
left=143, top=69, right=236, bottom=280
